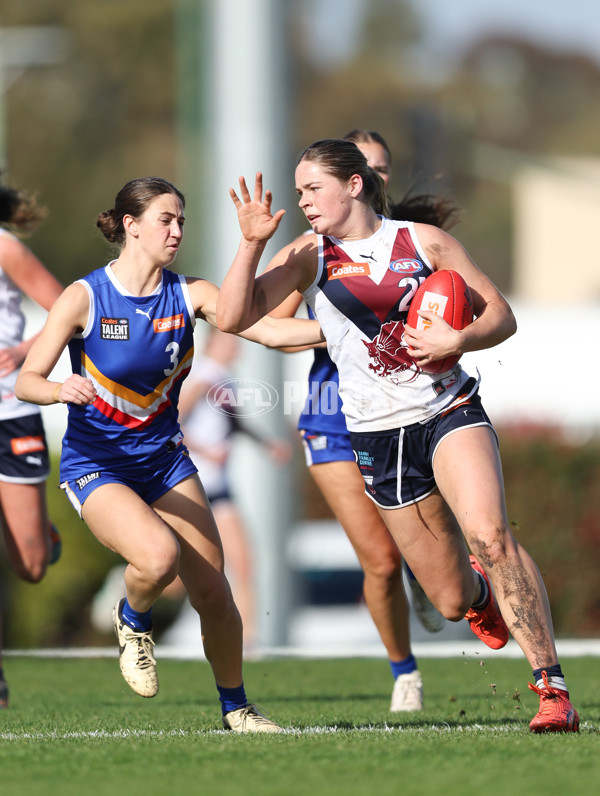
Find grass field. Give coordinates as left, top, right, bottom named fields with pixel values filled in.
left=0, top=653, right=598, bottom=795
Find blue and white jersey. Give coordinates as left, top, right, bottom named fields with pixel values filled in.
left=302, top=216, right=472, bottom=432
left=61, top=264, right=196, bottom=469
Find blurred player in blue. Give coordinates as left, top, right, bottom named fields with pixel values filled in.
left=0, top=176, right=63, bottom=708
left=16, top=176, right=322, bottom=732
left=176, top=326, right=291, bottom=649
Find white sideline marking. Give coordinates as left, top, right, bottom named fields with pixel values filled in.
left=5, top=639, right=600, bottom=660
left=0, top=722, right=596, bottom=741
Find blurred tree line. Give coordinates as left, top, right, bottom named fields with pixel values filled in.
left=3, top=1, right=600, bottom=290
left=2, top=0, right=600, bottom=645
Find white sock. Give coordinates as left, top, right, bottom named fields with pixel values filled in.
left=538, top=675, right=567, bottom=692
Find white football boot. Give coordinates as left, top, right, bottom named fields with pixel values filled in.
left=390, top=670, right=424, bottom=712
left=222, top=704, right=283, bottom=733
left=113, top=598, right=158, bottom=698
left=404, top=565, right=446, bottom=633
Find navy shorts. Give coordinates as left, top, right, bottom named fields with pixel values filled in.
left=0, top=414, right=50, bottom=483
left=300, top=428, right=355, bottom=466
left=60, top=443, right=198, bottom=518
left=349, top=390, right=496, bottom=509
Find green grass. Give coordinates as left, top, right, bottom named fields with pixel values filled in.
left=0, top=655, right=598, bottom=795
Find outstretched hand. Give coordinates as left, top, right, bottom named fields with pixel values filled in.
left=229, top=173, right=286, bottom=243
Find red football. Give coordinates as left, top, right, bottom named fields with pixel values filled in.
left=406, top=269, right=474, bottom=374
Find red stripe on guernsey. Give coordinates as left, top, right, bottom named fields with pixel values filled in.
left=91, top=366, right=191, bottom=430
left=319, top=229, right=430, bottom=338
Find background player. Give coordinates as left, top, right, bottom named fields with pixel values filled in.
left=0, top=176, right=63, bottom=708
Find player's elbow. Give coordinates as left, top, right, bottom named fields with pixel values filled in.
left=14, top=372, right=27, bottom=402
left=215, top=311, right=241, bottom=335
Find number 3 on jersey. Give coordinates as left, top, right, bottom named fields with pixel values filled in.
left=164, top=341, right=180, bottom=376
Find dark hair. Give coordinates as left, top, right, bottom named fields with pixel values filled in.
left=0, top=173, right=47, bottom=233
left=343, top=131, right=459, bottom=230
left=343, top=129, right=392, bottom=165
left=390, top=186, right=461, bottom=231
left=297, top=139, right=389, bottom=216
left=96, top=177, right=185, bottom=246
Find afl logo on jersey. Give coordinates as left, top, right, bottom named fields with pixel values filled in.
left=101, top=317, right=130, bottom=340
left=389, top=259, right=421, bottom=274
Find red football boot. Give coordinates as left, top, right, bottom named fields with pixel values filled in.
left=528, top=670, right=580, bottom=733
left=464, top=555, right=509, bottom=650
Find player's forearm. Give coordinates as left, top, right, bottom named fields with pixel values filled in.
left=460, top=300, right=517, bottom=353
left=217, top=239, right=267, bottom=333
left=15, top=371, right=63, bottom=405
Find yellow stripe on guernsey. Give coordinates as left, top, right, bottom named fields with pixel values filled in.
left=81, top=346, right=194, bottom=422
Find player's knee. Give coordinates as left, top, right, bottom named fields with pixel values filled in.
left=468, top=528, right=516, bottom=569
left=363, top=552, right=402, bottom=590
left=188, top=572, right=234, bottom=617
left=435, top=584, right=472, bottom=622
left=143, top=543, right=180, bottom=588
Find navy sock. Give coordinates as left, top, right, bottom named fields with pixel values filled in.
left=390, top=654, right=417, bottom=679
left=217, top=682, right=248, bottom=715
left=121, top=598, right=153, bottom=632
left=533, top=663, right=564, bottom=685
left=471, top=571, right=489, bottom=610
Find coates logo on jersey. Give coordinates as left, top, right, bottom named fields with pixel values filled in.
left=389, top=259, right=421, bottom=275
left=153, top=314, right=185, bottom=333
left=11, top=435, right=46, bottom=456
left=206, top=378, right=279, bottom=417
left=327, top=262, right=371, bottom=280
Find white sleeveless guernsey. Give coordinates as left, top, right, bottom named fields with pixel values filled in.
left=302, top=216, right=471, bottom=433
left=0, top=228, right=42, bottom=421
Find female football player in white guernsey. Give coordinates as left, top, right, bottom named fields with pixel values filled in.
left=0, top=177, right=64, bottom=709
left=216, top=140, right=579, bottom=733
left=268, top=129, right=459, bottom=715
left=16, top=176, right=322, bottom=733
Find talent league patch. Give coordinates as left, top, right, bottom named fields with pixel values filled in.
left=101, top=317, right=130, bottom=340
left=327, top=262, right=371, bottom=280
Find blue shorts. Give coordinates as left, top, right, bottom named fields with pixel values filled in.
left=60, top=443, right=198, bottom=518
left=349, top=390, right=496, bottom=509
left=0, top=414, right=50, bottom=484
left=300, top=428, right=355, bottom=466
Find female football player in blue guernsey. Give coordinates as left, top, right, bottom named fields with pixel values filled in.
left=0, top=177, right=63, bottom=709
left=216, top=141, right=579, bottom=733
left=268, top=129, right=459, bottom=715
left=15, top=176, right=323, bottom=734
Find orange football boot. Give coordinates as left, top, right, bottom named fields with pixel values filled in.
left=528, top=670, right=580, bottom=733
left=464, top=555, right=509, bottom=650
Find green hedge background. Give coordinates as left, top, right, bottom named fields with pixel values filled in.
left=1, top=430, right=599, bottom=648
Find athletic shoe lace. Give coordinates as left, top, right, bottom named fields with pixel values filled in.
left=123, top=627, right=156, bottom=670
left=527, top=670, right=560, bottom=702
